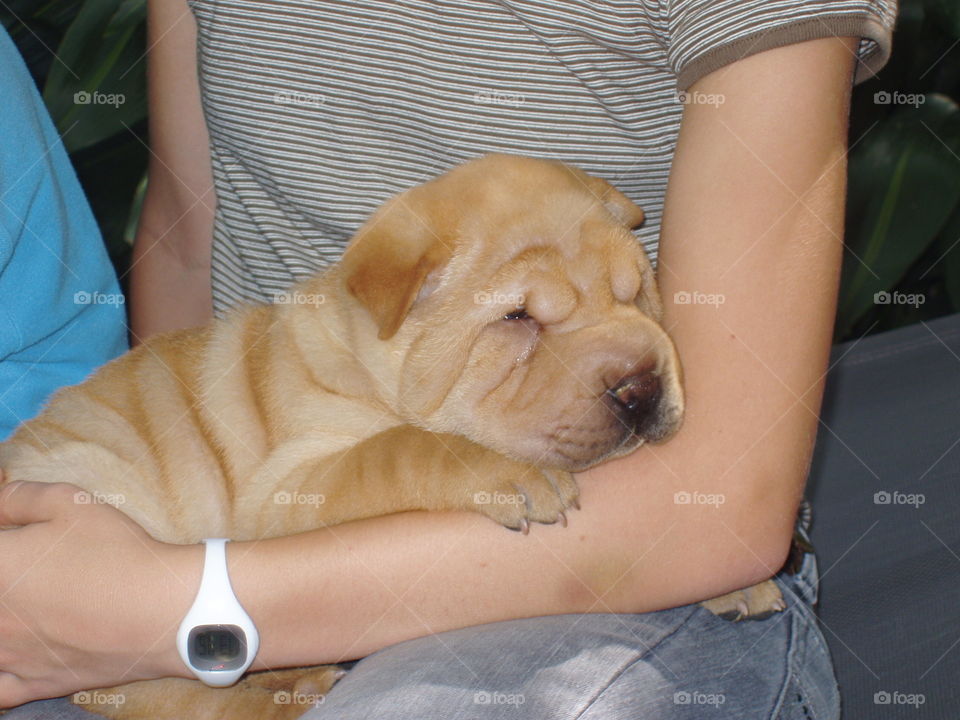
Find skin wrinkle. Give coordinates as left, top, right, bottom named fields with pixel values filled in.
left=123, top=358, right=164, bottom=481
left=499, top=318, right=649, bottom=459
left=499, top=345, right=544, bottom=415
left=478, top=343, right=531, bottom=410
left=287, top=313, right=336, bottom=398
left=403, top=321, right=483, bottom=419
left=446, top=211, right=653, bottom=464
left=157, top=337, right=238, bottom=525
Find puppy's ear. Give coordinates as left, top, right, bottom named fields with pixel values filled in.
left=565, top=166, right=645, bottom=229
left=584, top=175, right=646, bottom=229
left=343, top=202, right=453, bottom=340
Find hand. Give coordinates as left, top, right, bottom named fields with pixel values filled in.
left=0, top=474, right=200, bottom=706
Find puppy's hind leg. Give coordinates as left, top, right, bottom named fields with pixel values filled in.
left=700, top=579, right=787, bottom=621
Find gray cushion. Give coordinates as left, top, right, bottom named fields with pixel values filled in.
left=808, top=313, right=960, bottom=718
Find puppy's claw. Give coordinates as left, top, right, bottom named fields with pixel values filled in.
left=572, top=497, right=581, bottom=511
left=701, top=579, right=785, bottom=621
left=472, top=467, right=577, bottom=532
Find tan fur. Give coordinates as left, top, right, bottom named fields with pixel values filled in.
left=0, top=155, right=774, bottom=719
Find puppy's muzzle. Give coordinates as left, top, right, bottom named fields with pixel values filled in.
left=606, top=370, right=670, bottom=442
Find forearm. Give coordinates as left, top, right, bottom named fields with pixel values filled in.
left=197, top=475, right=773, bottom=674
left=130, top=0, right=216, bottom=343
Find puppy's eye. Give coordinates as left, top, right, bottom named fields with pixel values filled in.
left=503, top=307, right=529, bottom=321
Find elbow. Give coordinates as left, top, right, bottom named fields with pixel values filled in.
left=134, top=175, right=215, bottom=273
left=573, top=501, right=800, bottom=616
left=711, top=471, right=807, bottom=594
left=702, top=499, right=800, bottom=600
left=726, top=524, right=795, bottom=591
left=134, top=215, right=213, bottom=274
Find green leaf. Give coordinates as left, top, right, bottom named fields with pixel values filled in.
left=838, top=94, right=960, bottom=337
left=123, top=172, right=148, bottom=246
left=41, top=0, right=147, bottom=153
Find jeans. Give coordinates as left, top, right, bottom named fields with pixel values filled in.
left=9, top=541, right=838, bottom=720
left=303, top=539, right=836, bottom=719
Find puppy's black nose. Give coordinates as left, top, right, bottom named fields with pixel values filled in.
left=607, top=371, right=661, bottom=434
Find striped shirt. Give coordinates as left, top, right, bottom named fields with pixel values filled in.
left=186, top=0, right=896, bottom=315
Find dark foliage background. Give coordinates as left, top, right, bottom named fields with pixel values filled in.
left=3, top=0, right=959, bottom=341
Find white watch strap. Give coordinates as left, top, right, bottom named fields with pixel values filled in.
left=199, top=539, right=232, bottom=602
left=176, top=538, right=259, bottom=687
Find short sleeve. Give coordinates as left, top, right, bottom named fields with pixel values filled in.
left=665, top=0, right=898, bottom=90
left=0, top=27, right=128, bottom=439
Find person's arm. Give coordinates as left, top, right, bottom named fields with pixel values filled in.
left=128, top=0, right=215, bottom=343
left=0, top=35, right=857, bottom=703
left=239, top=34, right=858, bottom=666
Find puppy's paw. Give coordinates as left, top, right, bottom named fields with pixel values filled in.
left=472, top=468, right=579, bottom=533
left=700, top=579, right=786, bottom=621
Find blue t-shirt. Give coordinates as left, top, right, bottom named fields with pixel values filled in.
left=0, top=27, right=128, bottom=440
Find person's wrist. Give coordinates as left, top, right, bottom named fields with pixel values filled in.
left=136, top=540, right=205, bottom=679
left=226, top=534, right=329, bottom=671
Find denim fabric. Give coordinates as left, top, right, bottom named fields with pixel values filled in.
left=297, top=548, right=837, bottom=720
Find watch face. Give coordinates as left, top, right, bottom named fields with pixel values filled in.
left=187, top=625, right=248, bottom=671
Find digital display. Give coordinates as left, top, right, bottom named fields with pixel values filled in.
left=187, top=625, right=247, bottom=671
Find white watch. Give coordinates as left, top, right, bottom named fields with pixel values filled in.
left=176, top=538, right=259, bottom=687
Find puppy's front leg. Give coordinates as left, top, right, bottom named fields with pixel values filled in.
left=267, top=426, right=580, bottom=534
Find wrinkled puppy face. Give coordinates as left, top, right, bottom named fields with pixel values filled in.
left=343, top=154, right=684, bottom=472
